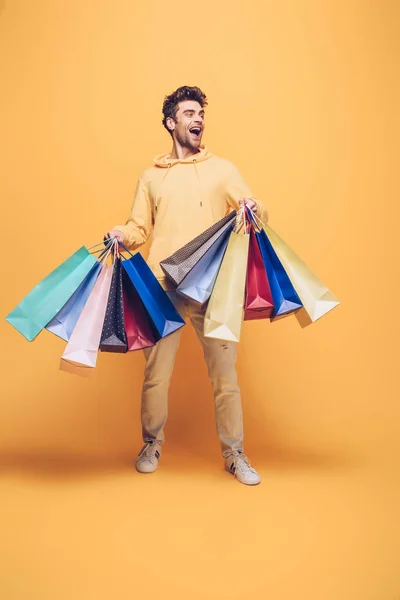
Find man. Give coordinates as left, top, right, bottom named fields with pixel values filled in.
left=106, top=86, right=268, bottom=485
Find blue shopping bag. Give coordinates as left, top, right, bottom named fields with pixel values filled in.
left=255, top=229, right=303, bottom=317
left=176, top=226, right=231, bottom=304
left=46, top=261, right=102, bottom=341
left=160, top=211, right=237, bottom=286
left=6, top=247, right=98, bottom=341
left=120, top=246, right=185, bottom=338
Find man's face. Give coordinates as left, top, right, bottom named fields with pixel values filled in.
left=167, top=100, right=205, bottom=150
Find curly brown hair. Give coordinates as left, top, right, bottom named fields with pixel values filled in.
left=162, top=85, right=208, bottom=136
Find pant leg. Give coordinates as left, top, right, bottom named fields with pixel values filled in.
left=188, top=302, right=244, bottom=458
left=141, top=292, right=187, bottom=444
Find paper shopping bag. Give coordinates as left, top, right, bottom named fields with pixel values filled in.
left=6, top=247, right=98, bottom=341
left=176, top=225, right=231, bottom=304
left=256, top=229, right=303, bottom=318
left=46, top=262, right=102, bottom=341
left=122, top=272, right=156, bottom=351
left=244, top=228, right=274, bottom=320
left=121, top=250, right=185, bottom=338
left=204, top=232, right=250, bottom=342
left=100, top=257, right=128, bottom=353
left=160, top=211, right=236, bottom=286
left=264, top=224, right=340, bottom=322
left=61, top=263, right=113, bottom=367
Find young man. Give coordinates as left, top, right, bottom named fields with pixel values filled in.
left=106, top=86, right=267, bottom=485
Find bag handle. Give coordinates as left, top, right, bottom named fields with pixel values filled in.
left=233, top=205, right=253, bottom=235
left=96, top=238, right=119, bottom=262
left=233, top=205, right=246, bottom=233
left=96, top=240, right=112, bottom=261
left=88, top=240, right=114, bottom=252
left=244, top=205, right=262, bottom=232
left=115, top=240, right=135, bottom=259
left=89, top=238, right=115, bottom=257
left=245, top=205, right=268, bottom=232
left=91, top=237, right=134, bottom=263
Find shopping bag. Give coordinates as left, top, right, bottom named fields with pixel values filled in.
left=204, top=231, right=250, bottom=342
left=255, top=228, right=303, bottom=318
left=100, top=257, right=128, bottom=353
left=122, top=272, right=156, bottom=351
left=264, top=224, right=340, bottom=322
left=160, top=211, right=236, bottom=286
left=46, top=262, right=102, bottom=341
left=6, top=247, right=98, bottom=341
left=121, top=247, right=185, bottom=338
left=61, top=262, right=113, bottom=367
left=176, top=225, right=231, bottom=304
left=244, top=228, right=274, bottom=320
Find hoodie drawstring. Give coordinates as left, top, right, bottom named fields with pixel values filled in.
left=193, top=159, right=204, bottom=207
left=155, top=156, right=205, bottom=213
left=155, top=162, right=172, bottom=213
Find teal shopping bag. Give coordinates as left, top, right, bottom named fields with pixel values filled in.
left=6, top=247, right=98, bottom=341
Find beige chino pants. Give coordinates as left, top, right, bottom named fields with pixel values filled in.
left=141, top=292, right=244, bottom=458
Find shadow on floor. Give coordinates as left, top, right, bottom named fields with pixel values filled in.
left=0, top=441, right=360, bottom=482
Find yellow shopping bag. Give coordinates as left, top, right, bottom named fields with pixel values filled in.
left=264, top=223, right=339, bottom=322
left=204, top=231, right=250, bottom=342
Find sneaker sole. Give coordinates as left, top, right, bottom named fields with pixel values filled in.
left=224, top=465, right=261, bottom=486
left=135, top=462, right=159, bottom=474
left=136, top=467, right=158, bottom=474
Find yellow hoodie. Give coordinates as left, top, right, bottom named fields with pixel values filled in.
left=113, top=145, right=267, bottom=290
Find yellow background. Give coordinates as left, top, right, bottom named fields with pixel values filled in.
left=0, top=1, right=399, bottom=598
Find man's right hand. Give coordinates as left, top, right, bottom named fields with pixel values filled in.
left=104, top=230, right=125, bottom=244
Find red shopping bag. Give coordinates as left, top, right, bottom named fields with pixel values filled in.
left=244, top=228, right=274, bottom=320
left=122, top=273, right=156, bottom=351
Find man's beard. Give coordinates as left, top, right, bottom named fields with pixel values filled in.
left=177, top=131, right=201, bottom=151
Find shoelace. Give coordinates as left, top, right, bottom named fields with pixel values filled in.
left=139, top=441, right=161, bottom=463
left=226, top=451, right=255, bottom=475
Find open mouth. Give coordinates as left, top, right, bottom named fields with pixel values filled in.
left=189, top=127, right=202, bottom=139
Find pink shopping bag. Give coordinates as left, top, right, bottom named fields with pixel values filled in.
left=61, top=263, right=113, bottom=367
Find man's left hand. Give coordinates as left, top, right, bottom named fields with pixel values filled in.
left=239, top=197, right=257, bottom=214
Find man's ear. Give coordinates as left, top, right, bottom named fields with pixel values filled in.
left=166, top=117, right=175, bottom=131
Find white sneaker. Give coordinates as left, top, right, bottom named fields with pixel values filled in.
left=224, top=451, right=261, bottom=486
left=136, top=440, right=162, bottom=474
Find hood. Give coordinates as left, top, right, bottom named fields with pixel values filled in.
left=153, top=144, right=212, bottom=167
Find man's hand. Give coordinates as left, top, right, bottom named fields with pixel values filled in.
left=104, top=229, right=125, bottom=244
left=239, top=197, right=257, bottom=214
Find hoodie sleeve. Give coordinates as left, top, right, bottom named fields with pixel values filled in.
left=224, top=163, right=268, bottom=223
left=112, top=178, right=153, bottom=250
